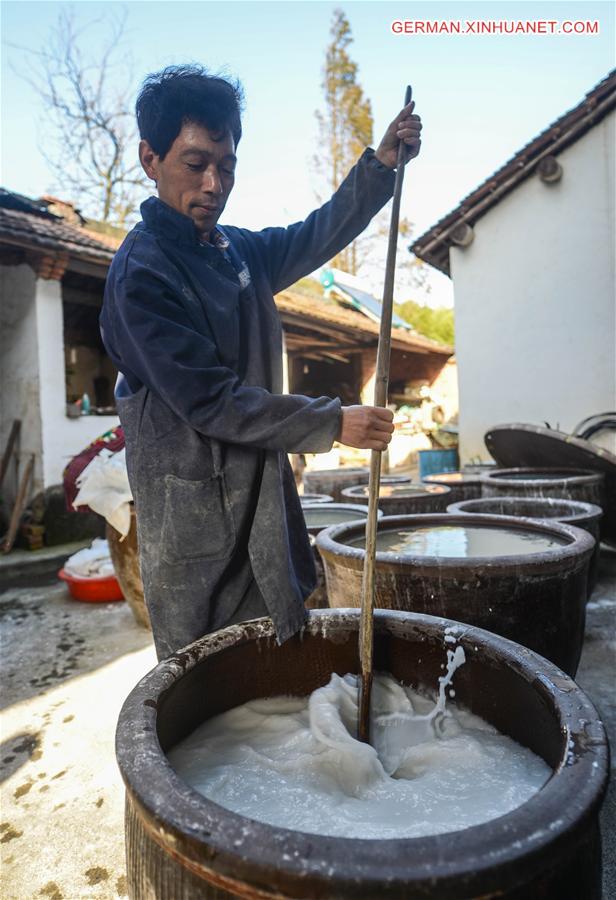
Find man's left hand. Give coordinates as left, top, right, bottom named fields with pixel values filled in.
left=375, top=100, right=422, bottom=169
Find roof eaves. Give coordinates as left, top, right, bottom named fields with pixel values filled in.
left=0, top=188, right=58, bottom=220
left=411, top=70, right=616, bottom=276
left=0, top=207, right=116, bottom=265
left=0, top=229, right=113, bottom=264
left=276, top=290, right=452, bottom=356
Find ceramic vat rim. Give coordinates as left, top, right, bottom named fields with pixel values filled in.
left=379, top=473, right=413, bottom=484
left=315, top=513, right=596, bottom=574
left=304, top=466, right=369, bottom=478
left=115, top=609, right=609, bottom=896
left=446, top=497, right=604, bottom=528
left=299, top=493, right=334, bottom=504
left=479, top=466, right=606, bottom=488
left=340, top=483, right=452, bottom=501
left=423, top=471, right=485, bottom=486
left=302, top=502, right=383, bottom=537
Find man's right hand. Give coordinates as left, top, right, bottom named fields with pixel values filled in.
left=338, top=405, right=395, bottom=451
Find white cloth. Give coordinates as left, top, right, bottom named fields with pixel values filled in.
left=72, top=448, right=133, bottom=537
left=64, top=538, right=115, bottom=578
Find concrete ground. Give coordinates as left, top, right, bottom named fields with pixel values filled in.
left=0, top=558, right=156, bottom=900
left=0, top=546, right=614, bottom=899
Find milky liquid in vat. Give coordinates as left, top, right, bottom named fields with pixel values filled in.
left=303, top=507, right=368, bottom=527
left=168, top=649, right=550, bottom=840
left=346, top=525, right=566, bottom=557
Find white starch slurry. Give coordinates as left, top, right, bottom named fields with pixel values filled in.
left=168, top=650, right=551, bottom=839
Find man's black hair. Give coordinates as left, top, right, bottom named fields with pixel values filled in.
left=136, top=65, right=244, bottom=159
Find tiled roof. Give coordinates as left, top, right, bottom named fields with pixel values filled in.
left=0, top=189, right=452, bottom=356
left=0, top=189, right=57, bottom=219
left=276, top=290, right=452, bottom=356
left=0, top=204, right=116, bottom=264
left=412, top=70, right=616, bottom=275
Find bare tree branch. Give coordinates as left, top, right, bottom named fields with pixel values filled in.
left=9, top=5, right=147, bottom=225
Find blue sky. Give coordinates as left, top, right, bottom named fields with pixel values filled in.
left=1, top=0, right=614, bottom=306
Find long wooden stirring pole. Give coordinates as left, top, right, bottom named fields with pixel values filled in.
left=358, top=84, right=413, bottom=744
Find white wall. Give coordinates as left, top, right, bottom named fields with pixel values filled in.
left=0, top=264, right=44, bottom=505
left=452, top=110, right=616, bottom=462
left=429, top=357, right=459, bottom=423
left=35, top=278, right=118, bottom=488
left=1, top=266, right=119, bottom=508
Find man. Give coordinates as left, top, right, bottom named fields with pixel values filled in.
left=100, top=65, right=422, bottom=659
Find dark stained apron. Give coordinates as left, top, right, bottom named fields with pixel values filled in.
left=115, top=237, right=312, bottom=660
left=102, top=149, right=395, bottom=660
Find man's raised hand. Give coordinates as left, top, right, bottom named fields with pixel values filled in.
left=375, top=99, right=422, bottom=169
left=338, top=405, right=395, bottom=452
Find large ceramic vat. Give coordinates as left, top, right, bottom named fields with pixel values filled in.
left=341, top=483, right=451, bottom=515
left=116, top=610, right=608, bottom=899
left=299, top=493, right=333, bottom=504
left=380, top=473, right=412, bottom=485
left=302, top=502, right=378, bottom=537
left=422, top=470, right=483, bottom=503
left=317, top=513, right=594, bottom=675
left=483, top=422, right=616, bottom=546
left=302, top=503, right=381, bottom=609
left=480, top=467, right=605, bottom=508
left=462, top=463, right=498, bottom=475
left=303, top=467, right=369, bottom=502
left=447, top=496, right=603, bottom=596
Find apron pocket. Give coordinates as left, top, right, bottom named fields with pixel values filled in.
left=161, top=474, right=236, bottom=564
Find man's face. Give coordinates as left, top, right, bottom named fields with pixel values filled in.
left=139, top=121, right=236, bottom=237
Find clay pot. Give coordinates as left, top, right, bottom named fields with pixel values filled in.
left=447, top=497, right=602, bottom=596
left=480, top=467, right=605, bottom=508
left=380, top=474, right=412, bottom=485
left=302, top=504, right=382, bottom=610
left=317, top=513, right=594, bottom=675
left=303, top=467, right=369, bottom=502
left=462, top=463, right=498, bottom=475
left=117, top=609, right=608, bottom=899
left=341, top=483, right=451, bottom=516
left=422, top=471, right=483, bottom=503
left=106, top=507, right=150, bottom=630
left=299, top=493, right=334, bottom=504
left=483, top=423, right=616, bottom=546
left=302, top=502, right=380, bottom=537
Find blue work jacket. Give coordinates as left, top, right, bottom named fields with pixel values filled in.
left=100, top=148, right=395, bottom=658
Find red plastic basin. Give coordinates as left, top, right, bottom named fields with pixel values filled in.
left=58, top=568, right=125, bottom=603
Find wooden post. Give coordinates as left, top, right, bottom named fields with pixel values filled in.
left=2, top=453, right=35, bottom=554
left=358, top=86, right=412, bottom=743
left=0, top=420, right=21, bottom=492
